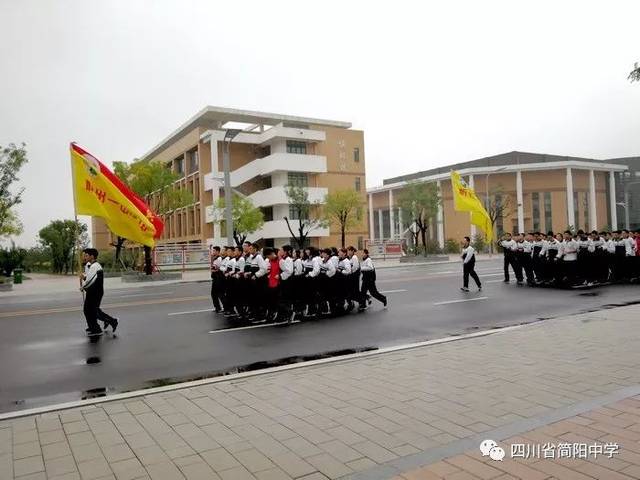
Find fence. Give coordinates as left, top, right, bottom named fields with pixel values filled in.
left=364, top=240, right=406, bottom=259
left=153, top=244, right=210, bottom=271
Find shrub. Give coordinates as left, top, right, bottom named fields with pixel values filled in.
left=0, top=243, right=26, bottom=276
left=444, top=238, right=459, bottom=254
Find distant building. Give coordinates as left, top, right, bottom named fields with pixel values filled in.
left=367, top=151, right=637, bottom=248
left=92, top=106, right=367, bottom=250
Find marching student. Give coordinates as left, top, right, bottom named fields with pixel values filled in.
left=558, top=230, right=578, bottom=286
left=359, top=248, right=387, bottom=311
left=336, top=248, right=352, bottom=314
left=531, top=232, right=545, bottom=284
left=278, top=245, right=295, bottom=322
left=304, top=247, right=322, bottom=317
left=460, top=236, right=482, bottom=292
left=520, top=233, right=535, bottom=285
left=248, top=243, right=268, bottom=321
left=222, top=247, right=238, bottom=317
left=80, top=248, right=118, bottom=336
left=265, top=248, right=281, bottom=321
left=210, top=246, right=224, bottom=313
left=292, top=249, right=305, bottom=317
left=347, top=245, right=361, bottom=312
left=499, top=232, right=519, bottom=283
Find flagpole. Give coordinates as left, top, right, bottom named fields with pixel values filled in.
left=70, top=143, right=85, bottom=301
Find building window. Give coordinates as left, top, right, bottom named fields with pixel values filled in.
left=382, top=209, right=390, bottom=239
left=373, top=210, right=380, bottom=238
left=286, top=140, right=307, bottom=154
left=355, top=177, right=361, bottom=192
left=260, top=206, right=273, bottom=222
left=289, top=205, right=308, bottom=220
left=188, top=149, right=198, bottom=173
left=288, top=172, right=308, bottom=187
left=532, top=192, right=540, bottom=232
left=357, top=236, right=363, bottom=250
left=495, top=194, right=504, bottom=235
left=175, top=156, right=184, bottom=176
left=583, top=192, right=590, bottom=231
left=544, top=192, right=552, bottom=233
left=290, top=237, right=310, bottom=249
left=259, top=176, right=272, bottom=189
left=573, top=192, right=579, bottom=230
left=354, top=147, right=360, bottom=162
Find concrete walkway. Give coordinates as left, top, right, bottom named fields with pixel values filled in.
left=3, top=294, right=634, bottom=480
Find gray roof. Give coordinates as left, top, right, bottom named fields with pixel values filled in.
left=383, top=151, right=634, bottom=185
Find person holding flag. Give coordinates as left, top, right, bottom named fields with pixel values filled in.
left=71, top=143, right=163, bottom=336
left=450, top=171, right=494, bottom=245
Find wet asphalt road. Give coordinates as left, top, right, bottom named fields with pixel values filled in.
left=1, top=259, right=639, bottom=413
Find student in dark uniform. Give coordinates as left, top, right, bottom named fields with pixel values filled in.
left=359, top=249, right=387, bottom=311
left=499, top=233, right=522, bottom=284
left=81, top=248, right=118, bottom=336
left=531, top=232, right=545, bottom=284
left=460, top=236, right=482, bottom=292
left=347, top=246, right=361, bottom=312
left=210, top=246, right=224, bottom=313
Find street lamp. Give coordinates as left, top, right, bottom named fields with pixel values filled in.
left=618, top=180, right=640, bottom=230
left=222, top=129, right=242, bottom=246
left=485, top=166, right=508, bottom=210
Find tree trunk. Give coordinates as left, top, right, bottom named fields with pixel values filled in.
left=143, top=246, right=153, bottom=275
left=341, top=225, right=346, bottom=248
left=115, top=237, right=125, bottom=266
left=420, top=228, right=428, bottom=257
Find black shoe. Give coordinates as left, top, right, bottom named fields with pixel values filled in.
left=460, top=287, right=470, bottom=292
left=478, top=286, right=482, bottom=291
left=110, top=319, right=118, bottom=333
left=383, top=299, right=388, bottom=309
left=516, top=281, right=524, bottom=286
left=214, top=309, right=222, bottom=314
left=87, top=330, right=103, bottom=337
left=503, top=279, right=510, bottom=283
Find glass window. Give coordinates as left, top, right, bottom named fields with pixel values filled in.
left=357, top=236, right=363, bottom=250
left=188, top=150, right=198, bottom=173
left=286, top=140, right=307, bottom=154
left=373, top=210, right=380, bottom=237
left=583, top=192, right=590, bottom=231
left=289, top=205, right=308, bottom=220
left=355, top=177, right=361, bottom=192
left=354, top=147, right=360, bottom=162
left=175, top=156, right=184, bottom=176
left=544, top=192, right=552, bottom=233
left=382, top=209, right=390, bottom=239
left=260, top=206, right=273, bottom=222
left=288, top=172, right=308, bottom=187
left=532, top=192, right=540, bottom=232
left=260, top=176, right=272, bottom=189
left=573, top=191, right=579, bottom=230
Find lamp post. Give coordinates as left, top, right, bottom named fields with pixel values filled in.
left=617, top=180, right=640, bottom=230
left=222, top=129, right=242, bottom=246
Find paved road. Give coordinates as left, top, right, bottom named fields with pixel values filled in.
left=1, top=259, right=638, bottom=413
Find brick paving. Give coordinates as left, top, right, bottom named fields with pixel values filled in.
left=1, top=304, right=640, bottom=480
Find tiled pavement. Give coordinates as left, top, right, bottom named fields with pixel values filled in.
left=2, top=304, right=640, bottom=480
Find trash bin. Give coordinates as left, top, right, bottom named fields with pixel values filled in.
left=13, top=268, right=22, bottom=284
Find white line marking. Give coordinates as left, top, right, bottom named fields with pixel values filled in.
left=208, top=320, right=301, bottom=333
left=486, top=279, right=506, bottom=283
left=379, top=289, right=408, bottom=294
left=118, top=291, right=174, bottom=298
left=433, top=296, right=489, bottom=306
left=168, top=308, right=213, bottom=316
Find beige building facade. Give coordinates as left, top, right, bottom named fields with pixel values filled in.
left=367, top=151, right=629, bottom=247
left=93, top=106, right=367, bottom=251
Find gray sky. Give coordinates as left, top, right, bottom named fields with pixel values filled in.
left=1, top=0, right=639, bottom=247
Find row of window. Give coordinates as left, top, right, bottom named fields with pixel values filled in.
left=170, top=149, right=199, bottom=177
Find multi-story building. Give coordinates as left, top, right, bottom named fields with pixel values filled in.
left=367, top=151, right=635, bottom=248
left=92, top=106, right=367, bottom=250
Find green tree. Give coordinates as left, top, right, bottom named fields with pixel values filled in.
left=486, top=185, right=512, bottom=253
left=214, top=195, right=264, bottom=246
left=0, top=143, right=28, bottom=238
left=323, top=189, right=362, bottom=248
left=284, top=186, right=327, bottom=249
left=113, top=160, right=193, bottom=274
left=396, top=181, right=440, bottom=256
left=38, top=220, right=88, bottom=274
left=0, top=241, right=26, bottom=276
left=629, top=62, right=640, bottom=82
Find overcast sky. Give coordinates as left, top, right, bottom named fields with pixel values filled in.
left=1, top=0, right=639, bottom=247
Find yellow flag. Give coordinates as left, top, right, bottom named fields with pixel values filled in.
left=451, top=171, right=493, bottom=242
left=71, top=143, right=158, bottom=247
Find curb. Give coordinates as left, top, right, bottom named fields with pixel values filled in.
left=0, top=324, right=524, bottom=421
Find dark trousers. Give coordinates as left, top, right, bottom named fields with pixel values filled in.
left=360, top=271, right=386, bottom=306
left=503, top=254, right=522, bottom=281
left=211, top=272, right=224, bottom=311
left=463, top=258, right=481, bottom=288
left=532, top=254, right=544, bottom=282
left=518, top=253, right=534, bottom=284
left=83, top=291, right=103, bottom=332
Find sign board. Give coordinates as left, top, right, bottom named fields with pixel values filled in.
left=364, top=240, right=405, bottom=258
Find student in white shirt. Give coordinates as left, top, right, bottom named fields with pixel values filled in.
left=359, top=249, right=387, bottom=311
left=460, top=236, right=482, bottom=292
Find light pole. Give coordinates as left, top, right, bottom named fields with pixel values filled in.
left=222, top=129, right=242, bottom=246
left=617, top=180, right=640, bottom=230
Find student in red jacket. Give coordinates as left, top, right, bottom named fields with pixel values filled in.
left=265, top=248, right=281, bottom=321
